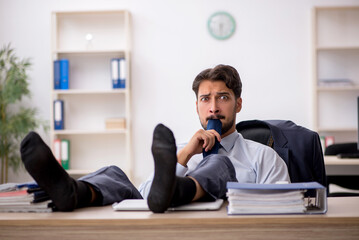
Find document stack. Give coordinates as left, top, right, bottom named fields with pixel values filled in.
left=0, top=183, right=53, bottom=213
left=226, top=182, right=327, bottom=215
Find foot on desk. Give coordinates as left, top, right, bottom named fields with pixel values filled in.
left=147, top=124, right=177, bottom=213
left=20, top=132, right=79, bottom=211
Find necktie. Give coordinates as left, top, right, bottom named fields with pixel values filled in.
left=203, top=119, right=222, bottom=158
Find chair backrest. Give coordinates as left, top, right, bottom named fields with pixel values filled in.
left=238, top=124, right=273, bottom=147
left=236, top=120, right=327, bottom=196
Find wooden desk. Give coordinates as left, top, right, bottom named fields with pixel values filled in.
left=325, top=156, right=359, bottom=175
left=0, top=197, right=358, bottom=240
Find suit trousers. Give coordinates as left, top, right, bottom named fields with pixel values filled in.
left=79, top=154, right=238, bottom=205
left=187, top=154, right=238, bottom=200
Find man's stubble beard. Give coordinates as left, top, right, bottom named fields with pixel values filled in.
left=200, top=106, right=237, bottom=136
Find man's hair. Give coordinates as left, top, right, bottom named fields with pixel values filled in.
left=192, top=64, right=242, bottom=99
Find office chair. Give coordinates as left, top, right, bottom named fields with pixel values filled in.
left=325, top=143, right=359, bottom=197
left=236, top=121, right=273, bottom=147
left=236, top=120, right=327, bottom=197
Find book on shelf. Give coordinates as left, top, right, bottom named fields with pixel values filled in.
left=318, top=78, right=353, bottom=87
left=54, top=59, right=69, bottom=90
left=54, top=99, right=64, bottom=130
left=226, top=182, right=327, bottom=215
left=111, top=58, right=126, bottom=89
left=0, top=182, right=53, bottom=213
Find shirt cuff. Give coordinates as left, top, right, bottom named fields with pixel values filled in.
left=176, top=163, right=188, bottom=176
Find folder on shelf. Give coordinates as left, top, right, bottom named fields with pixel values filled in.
left=61, top=139, right=70, bottom=170
left=60, top=59, right=69, bottom=89
left=53, top=139, right=61, bottom=165
left=226, top=182, right=327, bottom=215
left=53, top=60, right=61, bottom=89
left=54, top=59, right=69, bottom=90
left=111, top=58, right=126, bottom=89
left=118, top=58, right=126, bottom=88
left=54, top=99, right=64, bottom=130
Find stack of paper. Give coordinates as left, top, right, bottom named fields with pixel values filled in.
left=226, top=182, right=326, bottom=215
left=0, top=183, right=53, bottom=213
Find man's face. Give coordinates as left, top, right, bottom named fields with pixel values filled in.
left=196, top=80, right=242, bottom=137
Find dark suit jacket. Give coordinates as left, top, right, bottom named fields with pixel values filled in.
left=236, top=120, right=327, bottom=189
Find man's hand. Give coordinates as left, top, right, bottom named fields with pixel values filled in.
left=177, top=129, right=221, bottom=167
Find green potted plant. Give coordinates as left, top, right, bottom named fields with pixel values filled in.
left=0, top=44, right=48, bottom=183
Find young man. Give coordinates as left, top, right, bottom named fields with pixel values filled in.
left=20, top=64, right=289, bottom=213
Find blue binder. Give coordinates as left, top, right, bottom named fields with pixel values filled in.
left=54, top=100, right=64, bottom=130
left=59, top=59, right=69, bottom=89
left=54, top=60, right=61, bottom=89
left=118, top=58, right=126, bottom=88
left=54, top=59, right=69, bottom=90
left=111, top=58, right=126, bottom=89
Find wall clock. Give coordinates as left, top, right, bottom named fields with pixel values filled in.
left=207, top=11, right=236, bottom=40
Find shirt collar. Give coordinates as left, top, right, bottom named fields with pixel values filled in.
left=220, top=130, right=239, bottom=153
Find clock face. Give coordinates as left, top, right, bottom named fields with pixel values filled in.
left=208, top=12, right=236, bottom=40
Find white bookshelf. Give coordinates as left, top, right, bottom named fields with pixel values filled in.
left=50, top=10, right=132, bottom=178
left=312, top=7, right=359, bottom=143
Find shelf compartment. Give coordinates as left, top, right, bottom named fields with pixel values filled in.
left=316, top=7, right=359, bottom=48
left=54, top=11, right=129, bottom=51
left=55, top=94, right=126, bottom=131
left=317, top=91, right=358, bottom=131
left=53, top=52, right=127, bottom=91
left=54, top=134, right=128, bottom=172
left=317, top=49, right=359, bottom=86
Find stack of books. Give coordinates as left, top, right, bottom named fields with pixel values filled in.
left=0, top=183, right=53, bottom=213
left=226, top=182, right=327, bottom=215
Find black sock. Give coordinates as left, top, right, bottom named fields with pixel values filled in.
left=20, top=132, right=78, bottom=211
left=76, top=181, right=95, bottom=208
left=170, top=177, right=196, bottom=207
left=147, top=124, right=177, bottom=213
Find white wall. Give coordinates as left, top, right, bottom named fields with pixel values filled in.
left=1, top=0, right=358, bottom=185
